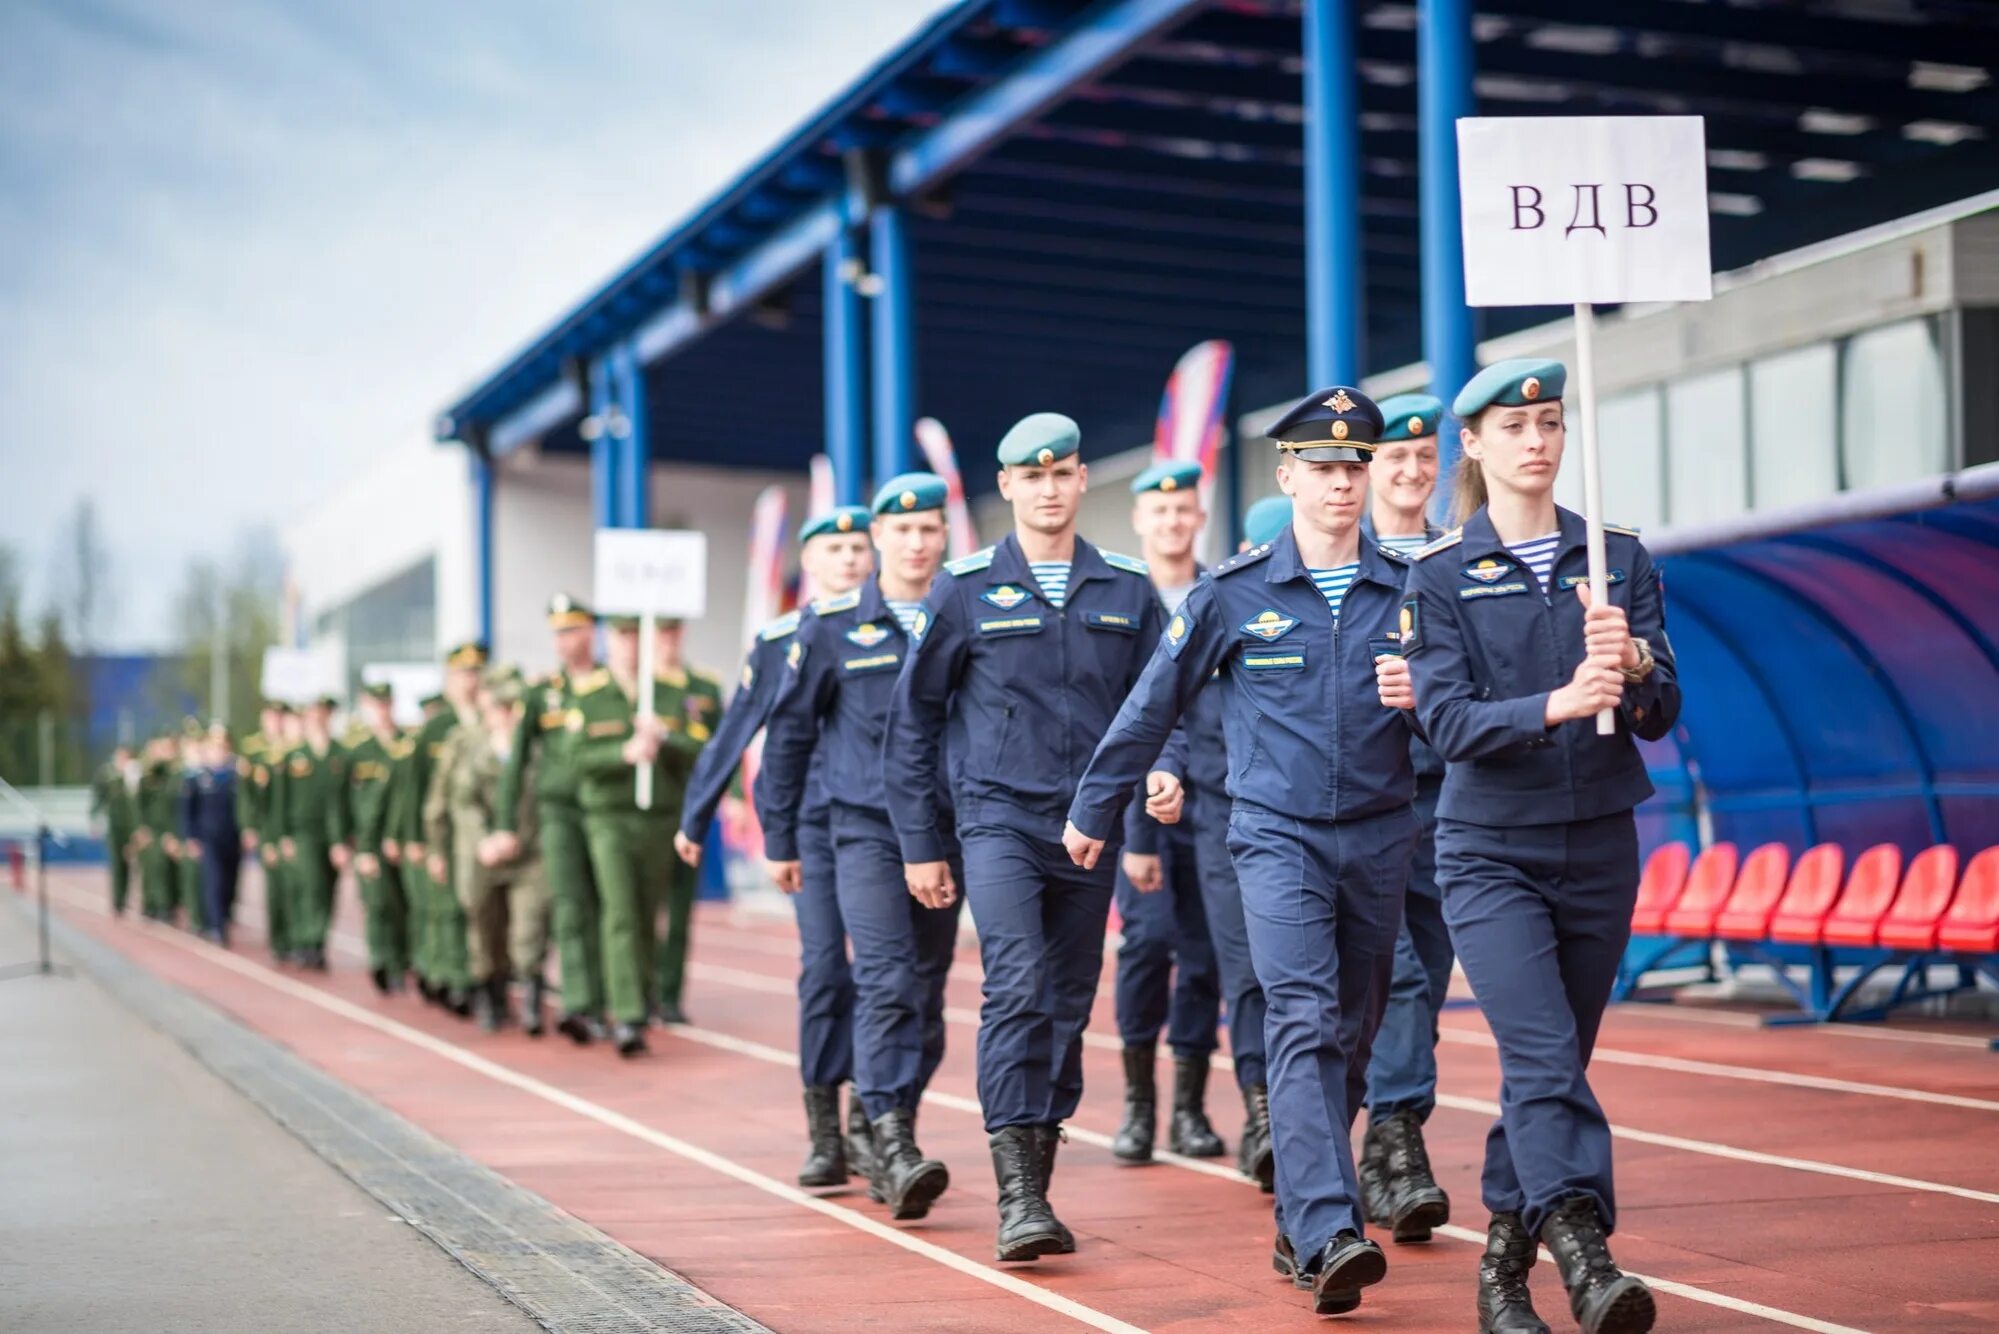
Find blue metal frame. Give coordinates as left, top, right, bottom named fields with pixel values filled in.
left=1303, top=0, right=1364, bottom=386
left=471, top=451, right=495, bottom=646
left=870, top=204, right=916, bottom=487
left=1418, top=0, right=1476, bottom=520
left=824, top=221, right=868, bottom=505
left=613, top=343, right=650, bottom=529
left=588, top=357, right=621, bottom=530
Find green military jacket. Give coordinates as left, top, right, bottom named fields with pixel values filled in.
left=425, top=717, right=539, bottom=853
left=388, top=708, right=461, bottom=853
left=235, top=733, right=275, bottom=840
left=345, top=729, right=405, bottom=858
left=270, top=738, right=347, bottom=846
left=91, top=762, right=138, bottom=836
left=136, top=760, right=179, bottom=835
left=568, top=666, right=722, bottom=815
left=495, top=668, right=589, bottom=828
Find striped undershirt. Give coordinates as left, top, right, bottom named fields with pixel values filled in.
left=1507, top=531, right=1563, bottom=594
left=1029, top=561, right=1071, bottom=609
left=1306, top=562, right=1360, bottom=618
left=1376, top=533, right=1430, bottom=558
left=885, top=600, right=923, bottom=635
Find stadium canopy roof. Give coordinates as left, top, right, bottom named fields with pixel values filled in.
left=435, top=0, right=1999, bottom=479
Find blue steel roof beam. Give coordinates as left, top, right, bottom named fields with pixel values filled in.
left=955, top=153, right=1419, bottom=221
left=889, top=0, right=1221, bottom=197
left=979, top=134, right=1309, bottom=193
left=910, top=251, right=1311, bottom=310
left=917, top=276, right=1304, bottom=328
left=990, top=0, right=1099, bottom=33
left=936, top=191, right=1421, bottom=261
left=929, top=33, right=1036, bottom=80
left=910, top=221, right=1311, bottom=280
left=627, top=202, right=841, bottom=369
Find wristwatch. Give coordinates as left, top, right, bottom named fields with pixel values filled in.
left=1620, top=637, right=1656, bottom=684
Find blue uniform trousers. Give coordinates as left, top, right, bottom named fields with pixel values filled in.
left=1230, top=801, right=1414, bottom=1259
left=1189, top=793, right=1265, bottom=1088
left=959, top=821, right=1118, bottom=1132
left=1438, top=813, right=1640, bottom=1237
left=1112, top=825, right=1220, bottom=1057
left=792, top=812, right=854, bottom=1088
left=200, top=844, right=240, bottom=937
left=1365, top=781, right=1453, bottom=1119
left=832, top=808, right=961, bottom=1120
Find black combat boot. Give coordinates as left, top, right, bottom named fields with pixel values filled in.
left=1271, top=1231, right=1310, bottom=1290
left=1540, top=1197, right=1655, bottom=1334
left=472, top=980, right=501, bottom=1034
left=845, top=1088, right=876, bottom=1181
left=1373, top=1109, right=1450, bottom=1242
left=520, top=977, right=546, bottom=1037
left=870, top=1109, right=949, bottom=1220
left=370, top=967, right=391, bottom=995
left=798, top=1085, right=848, bottom=1187
left=1358, top=1116, right=1391, bottom=1225
left=612, top=1021, right=647, bottom=1057
left=1239, top=1084, right=1275, bottom=1192
left=1306, top=1230, right=1388, bottom=1317
left=447, top=986, right=472, bottom=1019
left=1111, top=1043, right=1157, bottom=1163
left=1478, top=1212, right=1551, bottom=1333
left=1033, top=1124, right=1076, bottom=1254
left=1167, top=1056, right=1225, bottom=1158
left=557, top=1011, right=594, bottom=1045
left=989, top=1126, right=1066, bottom=1262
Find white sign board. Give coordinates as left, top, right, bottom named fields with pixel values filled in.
left=361, top=661, right=442, bottom=727
left=1458, top=116, right=1712, bottom=307
left=593, top=529, right=708, bottom=619
left=260, top=645, right=341, bottom=705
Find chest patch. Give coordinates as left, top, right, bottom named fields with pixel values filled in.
left=288, top=757, right=312, bottom=777
left=981, top=584, right=1031, bottom=611
left=846, top=622, right=892, bottom=649
left=1460, top=582, right=1531, bottom=600
left=1083, top=611, right=1137, bottom=633
left=976, top=615, right=1044, bottom=637
left=842, top=653, right=901, bottom=674
left=1239, top=609, right=1299, bottom=642
left=1556, top=569, right=1626, bottom=590
left=1242, top=649, right=1307, bottom=672
left=1461, top=558, right=1515, bottom=585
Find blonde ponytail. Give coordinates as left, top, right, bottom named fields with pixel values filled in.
left=1450, top=453, right=1488, bottom=528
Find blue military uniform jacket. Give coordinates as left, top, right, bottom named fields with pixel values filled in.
left=1362, top=510, right=1447, bottom=787
left=678, top=612, right=828, bottom=842
left=758, top=578, right=956, bottom=861
left=1071, top=523, right=1419, bottom=837
left=179, top=765, right=241, bottom=851
left=885, top=533, right=1172, bottom=863
left=1403, top=505, right=1681, bottom=826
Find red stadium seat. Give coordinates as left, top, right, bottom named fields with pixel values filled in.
left=1716, top=843, right=1812, bottom=942
left=1661, top=843, right=1740, bottom=938
left=1874, top=846, right=1962, bottom=952
left=1938, top=847, right=1999, bottom=955
left=1768, top=845, right=1884, bottom=945
left=1803, top=845, right=1903, bottom=947
left=1630, top=842, right=1692, bottom=934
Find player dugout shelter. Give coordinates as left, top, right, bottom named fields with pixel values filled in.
left=435, top=0, right=1999, bottom=862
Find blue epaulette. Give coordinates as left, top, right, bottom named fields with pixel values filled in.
left=811, top=590, right=861, bottom=615
left=1099, top=549, right=1150, bottom=577
left=1603, top=521, right=1641, bottom=538
left=758, top=610, right=802, bottom=641
left=944, top=546, right=995, bottom=577
left=1213, top=543, right=1275, bottom=578
left=1412, top=530, right=1464, bottom=562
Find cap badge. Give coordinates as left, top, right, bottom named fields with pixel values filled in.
left=900, top=490, right=918, bottom=510
left=1037, top=447, right=1054, bottom=466
left=1331, top=419, right=1350, bottom=441
left=1522, top=377, right=1541, bottom=401
left=1407, top=416, right=1424, bottom=436
left=836, top=512, right=854, bottom=532
left=1159, top=476, right=1178, bottom=492
left=1324, top=388, right=1357, bottom=413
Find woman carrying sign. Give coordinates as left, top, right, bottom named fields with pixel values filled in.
left=1402, top=359, right=1678, bottom=1334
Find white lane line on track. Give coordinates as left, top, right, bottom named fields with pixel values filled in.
left=48, top=894, right=1147, bottom=1334
left=1437, top=1027, right=1999, bottom=1114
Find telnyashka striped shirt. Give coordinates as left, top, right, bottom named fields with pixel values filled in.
left=1376, top=533, right=1430, bottom=558
left=886, top=600, right=923, bottom=635
left=1506, top=532, right=1563, bottom=594
left=1029, top=561, right=1071, bottom=609
left=1306, top=562, right=1360, bottom=619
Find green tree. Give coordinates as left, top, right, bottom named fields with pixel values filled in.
left=164, top=528, right=283, bottom=741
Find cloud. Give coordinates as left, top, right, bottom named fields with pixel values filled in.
left=0, top=0, right=945, bottom=649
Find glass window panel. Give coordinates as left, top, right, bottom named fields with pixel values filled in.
left=1596, top=387, right=1665, bottom=532
left=1841, top=318, right=1947, bottom=490
left=1666, top=367, right=1749, bottom=526
left=1749, top=343, right=1838, bottom=510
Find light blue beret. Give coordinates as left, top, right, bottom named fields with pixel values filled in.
left=1452, top=359, right=1566, bottom=419
left=871, top=471, right=947, bottom=516
left=1131, top=459, right=1203, bottom=495
left=996, top=412, right=1081, bottom=467
left=1242, top=496, right=1293, bottom=547
left=797, top=505, right=872, bottom=544
left=1375, top=393, right=1446, bottom=444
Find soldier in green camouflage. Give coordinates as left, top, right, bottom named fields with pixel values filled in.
left=90, top=745, right=140, bottom=915
left=645, top=618, right=723, bottom=1026
left=345, top=682, right=410, bottom=993
left=269, top=696, right=347, bottom=969
left=390, top=645, right=484, bottom=1013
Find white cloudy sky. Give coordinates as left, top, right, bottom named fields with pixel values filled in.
left=0, top=0, right=945, bottom=649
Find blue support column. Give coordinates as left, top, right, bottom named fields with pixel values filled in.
left=824, top=223, right=868, bottom=505
left=869, top=203, right=915, bottom=488
left=614, top=342, right=650, bottom=529
left=1304, top=0, right=1364, bottom=386
left=1419, top=0, right=1478, bottom=520
left=587, top=356, right=620, bottom=529
left=470, top=450, right=495, bottom=646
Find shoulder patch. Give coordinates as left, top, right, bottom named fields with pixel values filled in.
left=1376, top=543, right=1411, bottom=564
left=573, top=668, right=611, bottom=695
left=1213, top=543, right=1275, bottom=578
left=1603, top=522, right=1641, bottom=538
left=811, top=590, right=861, bottom=615
left=690, top=668, right=721, bottom=689
left=944, top=546, right=996, bottom=577
left=1412, top=530, right=1464, bottom=562
left=1099, top=549, right=1150, bottom=577
left=759, top=609, right=802, bottom=641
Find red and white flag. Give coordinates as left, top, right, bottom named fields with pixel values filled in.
left=914, top=417, right=979, bottom=559
left=742, top=485, right=789, bottom=651
left=1152, top=340, right=1235, bottom=563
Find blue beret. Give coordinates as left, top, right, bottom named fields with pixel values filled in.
left=796, top=505, right=872, bottom=544
left=1131, top=459, right=1203, bottom=496
left=871, top=471, right=947, bottom=516
left=1452, top=359, right=1566, bottom=419
left=996, top=412, right=1081, bottom=467
left=1375, top=393, right=1446, bottom=444
left=1242, top=496, right=1293, bottom=547
left=1267, top=385, right=1384, bottom=463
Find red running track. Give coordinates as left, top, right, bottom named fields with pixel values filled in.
left=32, top=867, right=1999, bottom=1332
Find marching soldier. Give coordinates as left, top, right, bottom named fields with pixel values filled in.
left=886, top=412, right=1175, bottom=1263
left=181, top=724, right=242, bottom=942
left=490, top=595, right=603, bottom=1042
left=346, top=682, right=410, bottom=993
left=391, top=645, right=484, bottom=1013
left=175, top=723, right=207, bottom=931
left=1069, top=386, right=1422, bottom=1317
left=645, top=620, right=722, bottom=1025
left=676, top=507, right=876, bottom=1179
left=133, top=736, right=180, bottom=922
left=271, top=696, right=347, bottom=969
left=1109, top=459, right=1224, bottom=1166
left=253, top=704, right=296, bottom=958
left=90, top=745, right=139, bottom=915
left=1356, top=393, right=1456, bottom=1244
left=1405, top=360, right=1678, bottom=1334
left=758, top=478, right=958, bottom=1214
